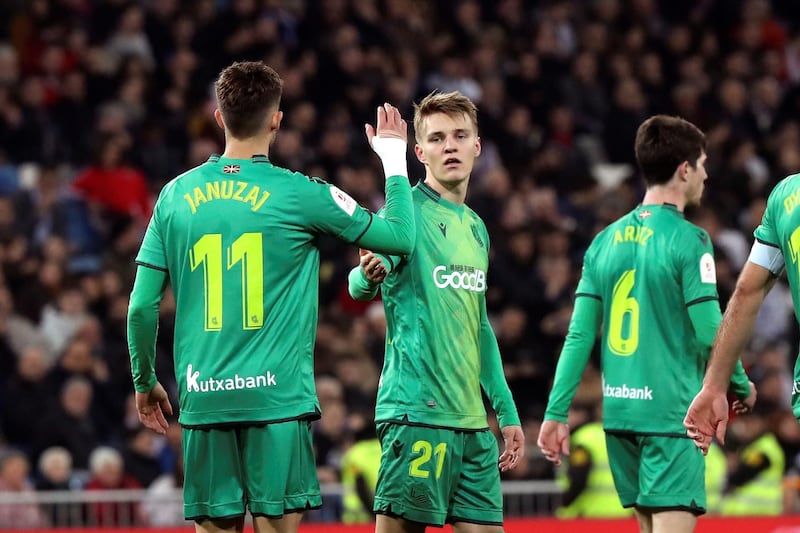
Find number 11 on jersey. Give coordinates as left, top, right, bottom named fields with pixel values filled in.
left=189, top=232, right=265, bottom=331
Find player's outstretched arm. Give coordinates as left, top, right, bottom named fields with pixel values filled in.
left=128, top=264, right=170, bottom=433
left=353, top=104, right=415, bottom=255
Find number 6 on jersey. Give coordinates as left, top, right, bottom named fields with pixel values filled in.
left=608, top=269, right=639, bottom=356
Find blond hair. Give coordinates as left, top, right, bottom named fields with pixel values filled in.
left=413, top=91, right=478, bottom=142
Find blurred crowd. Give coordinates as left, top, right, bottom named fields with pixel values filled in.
left=2, top=0, right=800, bottom=526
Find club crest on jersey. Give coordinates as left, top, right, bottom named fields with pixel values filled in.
left=638, top=210, right=652, bottom=219
left=470, top=223, right=484, bottom=248
left=223, top=164, right=240, bottom=174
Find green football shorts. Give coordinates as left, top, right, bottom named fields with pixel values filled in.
left=605, top=432, right=706, bottom=514
left=374, top=423, right=503, bottom=527
left=182, top=420, right=322, bottom=521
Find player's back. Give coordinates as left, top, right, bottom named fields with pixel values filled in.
left=144, top=155, right=361, bottom=426
left=582, top=204, right=717, bottom=435
left=757, top=173, right=800, bottom=324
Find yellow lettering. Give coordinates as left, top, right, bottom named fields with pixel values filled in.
left=243, top=185, right=260, bottom=208
left=193, top=187, right=208, bottom=205
left=639, top=228, right=654, bottom=246
left=220, top=180, right=234, bottom=199
left=233, top=181, right=247, bottom=201
left=253, top=190, right=270, bottom=211
left=614, top=230, right=623, bottom=245
left=624, top=226, right=635, bottom=242
left=785, top=188, right=800, bottom=215
left=206, top=181, right=220, bottom=200
left=184, top=193, right=197, bottom=214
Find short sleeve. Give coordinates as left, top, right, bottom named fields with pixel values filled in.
left=298, top=176, right=373, bottom=242
left=753, top=190, right=780, bottom=247
left=679, top=227, right=719, bottom=307
left=136, top=200, right=167, bottom=271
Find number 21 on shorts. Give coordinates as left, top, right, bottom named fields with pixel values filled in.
left=409, top=440, right=447, bottom=479
left=608, top=269, right=639, bottom=355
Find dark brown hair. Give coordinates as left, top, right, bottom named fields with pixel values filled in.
left=214, top=61, right=283, bottom=139
left=634, top=115, right=706, bottom=186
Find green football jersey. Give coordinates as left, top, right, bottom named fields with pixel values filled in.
left=375, top=182, right=492, bottom=430
left=753, top=173, right=800, bottom=418
left=577, top=204, right=718, bottom=435
left=136, top=154, right=394, bottom=426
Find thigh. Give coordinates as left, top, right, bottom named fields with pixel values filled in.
left=241, top=420, right=322, bottom=518
left=638, top=435, right=706, bottom=514
left=605, top=432, right=641, bottom=508
left=374, top=423, right=461, bottom=527
left=448, top=430, right=503, bottom=526
left=183, top=427, right=246, bottom=521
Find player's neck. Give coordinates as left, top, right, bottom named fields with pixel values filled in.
left=641, top=185, right=686, bottom=212
left=222, top=137, right=272, bottom=160
left=424, top=175, right=468, bottom=206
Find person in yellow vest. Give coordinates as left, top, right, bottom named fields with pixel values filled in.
left=340, top=423, right=382, bottom=524
left=721, top=401, right=784, bottom=516
left=704, top=441, right=727, bottom=514
left=557, top=403, right=633, bottom=518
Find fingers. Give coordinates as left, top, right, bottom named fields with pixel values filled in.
left=364, top=123, right=375, bottom=146
left=716, top=418, right=727, bottom=446
left=138, top=406, right=167, bottom=435
left=373, top=103, right=407, bottom=142
left=161, top=396, right=173, bottom=416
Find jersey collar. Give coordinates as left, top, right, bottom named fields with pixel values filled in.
left=206, top=154, right=271, bottom=163
left=638, top=203, right=684, bottom=217
left=417, top=181, right=466, bottom=215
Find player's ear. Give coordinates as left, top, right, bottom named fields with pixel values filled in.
left=474, top=136, right=482, bottom=158
left=677, top=160, right=689, bottom=182
left=270, top=110, right=283, bottom=132
left=214, top=109, right=225, bottom=130
left=414, top=144, right=427, bottom=165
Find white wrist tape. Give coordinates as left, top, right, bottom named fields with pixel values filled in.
left=371, top=136, right=408, bottom=178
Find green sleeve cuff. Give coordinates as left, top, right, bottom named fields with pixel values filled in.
left=729, top=360, right=751, bottom=399
left=544, top=295, right=602, bottom=422
left=128, top=265, right=168, bottom=394
left=347, top=266, right=380, bottom=301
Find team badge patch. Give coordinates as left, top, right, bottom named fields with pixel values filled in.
left=638, top=210, right=652, bottom=219
left=700, top=252, right=716, bottom=284
left=330, top=186, right=357, bottom=216
left=223, top=164, right=240, bottom=174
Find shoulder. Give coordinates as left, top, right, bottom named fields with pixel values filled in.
left=675, top=219, right=712, bottom=250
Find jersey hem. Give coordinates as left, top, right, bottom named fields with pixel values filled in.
left=374, top=416, right=489, bottom=432
left=179, top=405, right=320, bottom=428
left=604, top=428, right=688, bottom=438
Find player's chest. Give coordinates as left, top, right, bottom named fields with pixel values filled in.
left=415, top=211, right=488, bottom=274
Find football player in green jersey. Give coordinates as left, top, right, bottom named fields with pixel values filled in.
left=348, top=91, right=524, bottom=533
left=685, top=171, right=800, bottom=451
left=537, top=115, right=755, bottom=533
left=127, top=61, right=416, bottom=533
